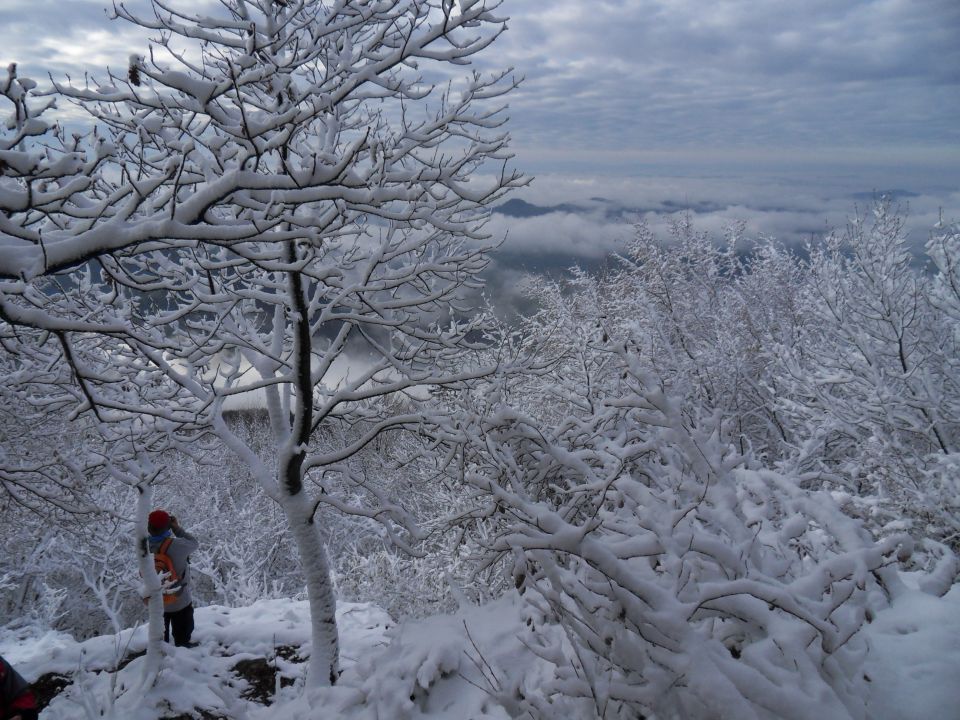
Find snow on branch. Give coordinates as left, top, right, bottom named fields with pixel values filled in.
left=449, top=332, right=921, bottom=719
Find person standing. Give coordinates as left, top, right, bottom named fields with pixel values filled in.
left=147, top=509, right=200, bottom=647
left=0, top=655, right=38, bottom=720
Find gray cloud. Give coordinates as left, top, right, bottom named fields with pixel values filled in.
left=476, top=169, right=960, bottom=322
left=4, top=1, right=958, bottom=169
left=488, top=211, right=632, bottom=259
left=489, top=0, right=960, bottom=161
left=2, top=1, right=155, bottom=82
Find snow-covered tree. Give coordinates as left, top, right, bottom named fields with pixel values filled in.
left=927, top=217, right=960, bottom=328
left=427, top=211, right=960, bottom=717
left=612, top=217, right=807, bottom=460
left=27, top=0, right=527, bottom=687
left=513, top=217, right=805, bottom=466
left=778, top=202, right=959, bottom=541
left=450, top=322, right=915, bottom=719
left=0, top=62, right=122, bottom=286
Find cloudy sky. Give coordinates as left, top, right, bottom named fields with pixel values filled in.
left=3, top=0, right=959, bottom=263
left=504, top=1, right=960, bottom=163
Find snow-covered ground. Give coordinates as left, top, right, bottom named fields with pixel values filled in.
left=2, top=586, right=958, bottom=719
left=862, top=585, right=960, bottom=720
left=0, top=595, right=534, bottom=720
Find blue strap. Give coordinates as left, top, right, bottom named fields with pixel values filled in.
left=149, top=529, right=173, bottom=543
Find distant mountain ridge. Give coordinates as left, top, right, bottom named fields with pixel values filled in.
left=493, top=189, right=920, bottom=221
left=492, top=198, right=589, bottom=217
left=492, top=197, right=727, bottom=221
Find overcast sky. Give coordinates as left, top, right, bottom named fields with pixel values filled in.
left=505, top=0, right=959, bottom=165
left=3, top=0, right=959, bottom=257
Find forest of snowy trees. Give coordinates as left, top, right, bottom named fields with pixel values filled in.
left=1, top=1, right=958, bottom=719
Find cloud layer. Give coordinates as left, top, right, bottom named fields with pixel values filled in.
left=479, top=166, right=959, bottom=284
left=491, top=0, right=960, bottom=161
left=5, top=1, right=957, bottom=161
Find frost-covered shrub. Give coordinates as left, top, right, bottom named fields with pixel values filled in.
left=514, top=207, right=960, bottom=550
left=0, top=504, right=139, bottom=639
left=178, top=412, right=464, bottom=619
left=454, top=340, right=923, bottom=720
left=777, top=203, right=960, bottom=544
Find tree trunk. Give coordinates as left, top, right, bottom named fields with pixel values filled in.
left=135, top=483, right=165, bottom=689
left=213, top=412, right=341, bottom=687
left=281, top=489, right=340, bottom=688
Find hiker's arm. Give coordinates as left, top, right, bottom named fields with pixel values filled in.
left=170, top=516, right=200, bottom=551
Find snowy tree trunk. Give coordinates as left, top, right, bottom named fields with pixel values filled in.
left=272, top=238, right=340, bottom=688
left=212, top=405, right=341, bottom=688
left=135, top=483, right=164, bottom=688
left=281, top=490, right=339, bottom=688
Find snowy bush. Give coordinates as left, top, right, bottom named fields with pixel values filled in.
left=776, top=202, right=960, bottom=544
left=434, top=209, right=960, bottom=716
left=506, top=207, right=960, bottom=550
left=453, top=340, right=919, bottom=719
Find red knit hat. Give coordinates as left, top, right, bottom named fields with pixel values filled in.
left=148, top=509, right=171, bottom=532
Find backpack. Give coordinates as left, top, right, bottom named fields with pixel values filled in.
left=151, top=537, right=182, bottom=605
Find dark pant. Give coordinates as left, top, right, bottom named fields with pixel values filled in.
left=164, top=603, right=195, bottom=646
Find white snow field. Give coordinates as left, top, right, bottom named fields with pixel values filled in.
left=1, top=585, right=958, bottom=719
